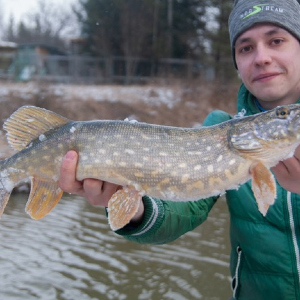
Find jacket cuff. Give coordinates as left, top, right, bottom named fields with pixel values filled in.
left=114, top=196, right=164, bottom=237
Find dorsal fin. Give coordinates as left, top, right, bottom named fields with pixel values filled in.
left=4, top=106, right=70, bottom=151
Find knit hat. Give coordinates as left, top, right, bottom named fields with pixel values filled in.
left=229, top=0, right=300, bottom=68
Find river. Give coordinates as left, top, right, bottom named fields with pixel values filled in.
left=0, top=193, right=231, bottom=300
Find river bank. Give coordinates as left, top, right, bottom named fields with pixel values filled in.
left=0, top=80, right=239, bottom=159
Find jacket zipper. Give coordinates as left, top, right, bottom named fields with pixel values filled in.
left=232, top=246, right=242, bottom=299
left=287, top=191, right=300, bottom=287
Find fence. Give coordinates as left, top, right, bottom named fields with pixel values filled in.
left=0, top=52, right=232, bottom=84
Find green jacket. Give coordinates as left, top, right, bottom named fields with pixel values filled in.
left=114, top=84, right=300, bottom=300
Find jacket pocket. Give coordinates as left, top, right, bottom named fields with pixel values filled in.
left=231, top=246, right=242, bottom=299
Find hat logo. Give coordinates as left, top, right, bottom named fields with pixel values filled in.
left=241, top=4, right=283, bottom=20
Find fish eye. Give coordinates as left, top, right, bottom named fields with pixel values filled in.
left=276, top=107, right=289, bottom=118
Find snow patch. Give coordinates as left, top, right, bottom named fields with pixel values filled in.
left=0, top=82, right=183, bottom=108
left=51, top=85, right=182, bottom=108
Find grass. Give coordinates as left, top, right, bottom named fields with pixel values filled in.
left=0, top=80, right=240, bottom=159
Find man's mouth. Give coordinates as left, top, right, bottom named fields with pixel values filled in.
left=253, top=72, right=281, bottom=82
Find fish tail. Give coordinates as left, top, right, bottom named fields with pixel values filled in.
left=0, top=160, right=15, bottom=218
left=0, top=158, right=64, bottom=219
left=1, top=106, right=70, bottom=220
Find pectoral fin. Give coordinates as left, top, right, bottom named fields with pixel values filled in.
left=0, top=188, right=12, bottom=218
left=250, top=161, right=276, bottom=216
left=26, top=177, right=63, bottom=219
left=107, top=186, right=141, bottom=231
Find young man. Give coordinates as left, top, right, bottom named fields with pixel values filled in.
left=59, top=0, right=300, bottom=299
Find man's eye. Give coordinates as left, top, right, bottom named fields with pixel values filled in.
left=272, top=38, right=283, bottom=45
left=240, top=46, right=252, bottom=53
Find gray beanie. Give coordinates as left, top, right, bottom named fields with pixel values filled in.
left=229, top=0, right=300, bottom=68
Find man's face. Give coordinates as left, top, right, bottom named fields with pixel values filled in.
left=235, top=24, right=300, bottom=110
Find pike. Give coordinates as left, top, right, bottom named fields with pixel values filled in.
left=1, top=105, right=300, bottom=230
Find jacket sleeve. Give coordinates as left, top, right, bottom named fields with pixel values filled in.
left=115, top=196, right=218, bottom=244
left=112, top=110, right=232, bottom=244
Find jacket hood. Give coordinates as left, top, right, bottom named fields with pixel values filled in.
left=236, top=83, right=300, bottom=115
left=236, top=83, right=260, bottom=116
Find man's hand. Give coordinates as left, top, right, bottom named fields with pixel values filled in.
left=59, top=150, right=121, bottom=206
left=59, top=151, right=145, bottom=224
left=271, top=145, right=300, bottom=194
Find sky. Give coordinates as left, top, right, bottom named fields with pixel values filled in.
left=0, top=0, right=79, bottom=39
left=1, top=0, right=78, bottom=24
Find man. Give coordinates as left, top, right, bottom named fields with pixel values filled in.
left=59, top=0, right=300, bottom=299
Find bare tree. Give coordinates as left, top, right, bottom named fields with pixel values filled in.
left=167, top=0, right=173, bottom=57
left=3, top=0, right=79, bottom=50
left=119, top=0, right=153, bottom=82
left=0, top=0, right=3, bottom=40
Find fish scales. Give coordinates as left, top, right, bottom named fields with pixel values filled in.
left=1, top=105, right=300, bottom=230
left=68, top=121, right=246, bottom=200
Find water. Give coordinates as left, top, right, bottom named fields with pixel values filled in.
left=0, top=193, right=232, bottom=300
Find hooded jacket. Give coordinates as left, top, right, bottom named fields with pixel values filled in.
left=114, top=84, right=300, bottom=300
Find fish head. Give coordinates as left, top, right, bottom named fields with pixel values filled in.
left=229, top=104, right=300, bottom=164
left=253, top=104, right=300, bottom=141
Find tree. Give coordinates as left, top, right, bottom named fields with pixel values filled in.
left=75, top=0, right=236, bottom=81
left=5, top=16, right=16, bottom=42
left=0, top=0, right=3, bottom=40
left=76, top=0, right=208, bottom=59
left=204, top=0, right=235, bottom=81
left=158, top=0, right=208, bottom=59
left=3, top=0, right=78, bottom=50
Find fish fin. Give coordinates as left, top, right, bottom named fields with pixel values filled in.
left=25, top=177, right=63, bottom=219
left=107, top=187, right=141, bottom=231
left=4, top=106, right=70, bottom=151
left=0, top=164, right=15, bottom=217
left=250, top=161, right=276, bottom=216
left=0, top=187, right=12, bottom=218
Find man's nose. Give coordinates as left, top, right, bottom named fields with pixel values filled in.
left=254, top=44, right=272, bottom=66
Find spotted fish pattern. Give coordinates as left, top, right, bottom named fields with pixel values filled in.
left=1, top=105, right=300, bottom=230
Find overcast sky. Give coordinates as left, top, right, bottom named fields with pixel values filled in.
left=0, top=0, right=79, bottom=39
left=1, top=0, right=77, bottom=24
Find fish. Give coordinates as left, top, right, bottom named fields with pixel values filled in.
left=1, top=105, right=300, bottom=230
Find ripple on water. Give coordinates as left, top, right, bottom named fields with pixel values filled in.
left=0, top=193, right=231, bottom=300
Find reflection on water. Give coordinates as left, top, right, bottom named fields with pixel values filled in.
left=0, top=193, right=231, bottom=300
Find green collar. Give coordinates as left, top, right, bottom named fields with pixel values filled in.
left=236, top=83, right=300, bottom=115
